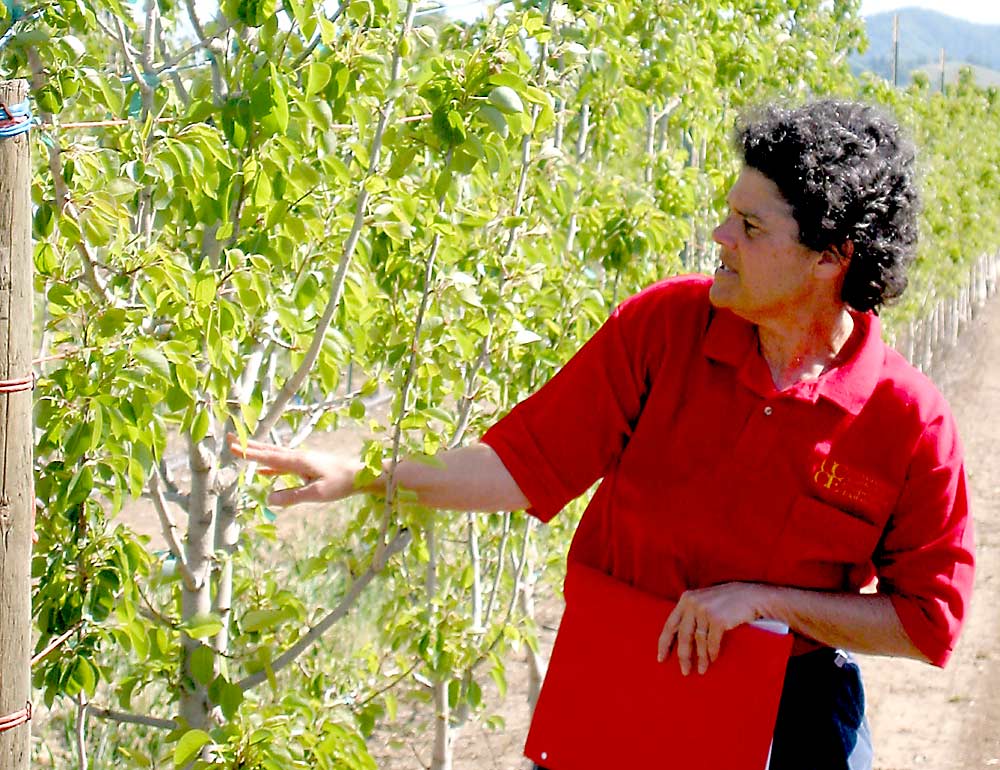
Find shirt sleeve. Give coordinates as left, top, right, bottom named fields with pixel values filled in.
left=480, top=281, right=678, bottom=521
left=874, top=407, right=975, bottom=667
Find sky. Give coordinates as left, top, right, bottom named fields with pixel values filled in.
left=437, top=1, right=1000, bottom=26
left=857, top=0, right=999, bottom=24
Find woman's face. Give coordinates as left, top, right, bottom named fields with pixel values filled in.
left=709, top=167, right=826, bottom=325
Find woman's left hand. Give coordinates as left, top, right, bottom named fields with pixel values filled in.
left=656, top=582, right=772, bottom=675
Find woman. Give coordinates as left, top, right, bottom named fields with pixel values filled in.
left=231, top=101, right=974, bottom=769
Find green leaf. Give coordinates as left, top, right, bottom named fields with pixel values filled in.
left=434, top=168, right=453, bottom=200
left=36, top=84, right=62, bottom=114
left=33, top=203, right=54, bottom=238
left=173, top=729, right=212, bottom=767
left=181, top=613, right=224, bottom=639
left=89, top=581, right=116, bottom=622
left=191, top=410, right=211, bottom=443
left=194, top=276, right=215, bottom=306
left=62, top=656, right=97, bottom=698
left=490, top=661, right=507, bottom=698
left=266, top=65, right=290, bottom=134
left=432, top=106, right=465, bottom=147
left=34, top=242, right=57, bottom=275
left=242, top=608, right=287, bottom=633
left=467, top=679, right=482, bottom=708
left=190, top=645, right=215, bottom=686
left=306, top=61, right=331, bottom=97
left=134, top=347, right=171, bottom=380
left=487, top=86, right=524, bottom=114
left=477, top=104, right=509, bottom=138
left=219, top=681, right=244, bottom=719
left=66, top=465, right=94, bottom=505
left=117, top=748, right=152, bottom=768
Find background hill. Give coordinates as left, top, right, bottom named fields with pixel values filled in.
left=853, top=7, right=1000, bottom=85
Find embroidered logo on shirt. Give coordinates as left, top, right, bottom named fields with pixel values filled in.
left=810, top=457, right=897, bottom=519
left=813, top=459, right=845, bottom=490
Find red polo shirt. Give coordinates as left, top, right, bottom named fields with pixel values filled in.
left=481, top=275, right=974, bottom=667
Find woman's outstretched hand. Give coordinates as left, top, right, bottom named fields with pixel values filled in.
left=227, top=434, right=368, bottom=507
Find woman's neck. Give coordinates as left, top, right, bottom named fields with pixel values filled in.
left=757, top=307, right=857, bottom=391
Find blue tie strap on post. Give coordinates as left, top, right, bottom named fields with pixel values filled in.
left=0, top=99, right=33, bottom=139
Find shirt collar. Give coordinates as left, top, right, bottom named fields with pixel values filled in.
left=702, top=306, right=885, bottom=414
left=813, top=311, right=884, bottom=414
left=702, top=307, right=756, bottom=368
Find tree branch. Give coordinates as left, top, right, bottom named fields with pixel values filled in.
left=237, top=529, right=411, bottom=692
left=156, top=19, right=190, bottom=104
left=253, top=0, right=419, bottom=440
left=291, top=3, right=347, bottom=69
left=481, top=513, right=511, bottom=628
left=355, top=659, right=420, bottom=709
left=31, top=621, right=84, bottom=667
left=86, top=705, right=177, bottom=731
left=114, top=17, right=153, bottom=99
left=156, top=20, right=234, bottom=74
left=448, top=99, right=542, bottom=449
left=26, top=48, right=113, bottom=305
left=470, top=517, right=534, bottom=676
left=184, top=0, right=207, bottom=41
left=148, top=467, right=197, bottom=590
left=76, top=693, right=89, bottom=770
left=376, top=156, right=451, bottom=561
left=142, top=0, right=157, bottom=72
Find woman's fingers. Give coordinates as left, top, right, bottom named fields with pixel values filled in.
left=675, top=613, right=697, bottom=676
left=255, top=467, right=293, bottom=477
left=657, top=602, right=701, bottom=675
left=227, top=433, right=318, bottom=476
left=694, top=619, right=711, bottom=675
left=268, top=482, right=320, bottom=507
left=657, top=605, right=681, bottom=662
left=707, top=625, right=725, bottom=665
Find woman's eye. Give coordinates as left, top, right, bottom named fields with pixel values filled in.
left=742, top=219, right=757, bottom=235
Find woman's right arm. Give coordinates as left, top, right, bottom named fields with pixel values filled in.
left=228, top=436, right=529, bottom=512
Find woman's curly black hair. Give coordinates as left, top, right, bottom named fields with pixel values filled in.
left=737, top=100, right=920, bottom=313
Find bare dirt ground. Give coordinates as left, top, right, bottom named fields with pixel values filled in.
left=852, top=295, right=1000, bottom=770
left=376, top=295, right=1000, bottom=770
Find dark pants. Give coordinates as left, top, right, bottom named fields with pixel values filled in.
left=769, top=648, right=872, bottom=770
left=533, top=647, right=872, bottom=770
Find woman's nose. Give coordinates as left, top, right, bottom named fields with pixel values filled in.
left=712, top=218, right=735, bottom=248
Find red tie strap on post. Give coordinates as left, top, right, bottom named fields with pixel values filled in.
left=0, top=372, right=34, bottom=394
left=0, top=703, right=31, bottom=734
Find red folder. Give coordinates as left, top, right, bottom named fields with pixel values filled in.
left=524, top=564, right=793, bottom=769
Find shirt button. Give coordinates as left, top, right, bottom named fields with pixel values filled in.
left=763, top=406, right=774, bottom=416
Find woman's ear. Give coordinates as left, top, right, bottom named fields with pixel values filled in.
left=819, top=239, right=854, bottom=271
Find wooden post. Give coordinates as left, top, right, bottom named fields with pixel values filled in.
left=0, top=78, right=33, bottom=770
left=939, top=48, right=946, bottom=92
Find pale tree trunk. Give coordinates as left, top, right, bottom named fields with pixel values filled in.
left=468, top=514, right=482, bottom=631
left=212, top=480, right=238, bottom=656
left=518, top=556, right=545, bottom=710
left=180, top=437, right=218, bottom=729
left=427, top=523, right=453, bottom=770
left=644, top=104, right=657, bottom=184
left=0, top=78, right=33, bottom=770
